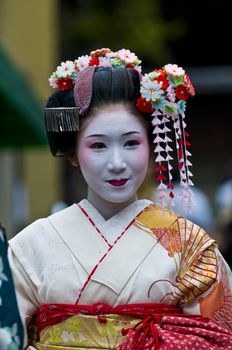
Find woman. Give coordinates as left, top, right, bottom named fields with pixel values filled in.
left=0, top=222, right=24, bottom=350
left=8, top=48, right=232, bottom=349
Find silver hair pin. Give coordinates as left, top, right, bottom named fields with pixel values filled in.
left=44, top=107, right=80, bottom=132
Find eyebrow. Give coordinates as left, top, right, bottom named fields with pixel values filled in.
left=85, top=131, right=141, bottom=139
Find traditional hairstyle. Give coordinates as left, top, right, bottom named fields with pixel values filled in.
left=45, top=48, right=195, bottom=210
left=46, top=66, right=143, bottom=154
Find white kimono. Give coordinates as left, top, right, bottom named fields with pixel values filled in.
left=8, top=199, right=232, bottom=347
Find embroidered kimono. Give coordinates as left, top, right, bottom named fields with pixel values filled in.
left=7, top=200, right=232, bottom=349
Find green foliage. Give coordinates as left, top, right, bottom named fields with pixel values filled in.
left=62, top=0, right=187, bottom=67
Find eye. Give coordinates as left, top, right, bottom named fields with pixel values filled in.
left=90, top=142, right=106, bottom=149
left=124, top=140, right=140, bottom=147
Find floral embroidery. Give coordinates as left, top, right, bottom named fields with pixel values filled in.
left=36, top=314, right=138, bottom=349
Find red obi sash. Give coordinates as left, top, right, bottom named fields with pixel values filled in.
left=32, top=303, right=232, bottom=349
left=33, top=302, right=182, bottom=333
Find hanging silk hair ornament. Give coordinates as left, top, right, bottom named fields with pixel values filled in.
left=136, top=64, right=195, bottom=211
left=45, top=49, right=195, bottom=211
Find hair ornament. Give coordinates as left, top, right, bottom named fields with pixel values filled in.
left=73, top=66, right=96, bottom=116
left=136, top=64, right=195, bottom=211
left=44, top=107, right=79, bottom=132
left=46, top=50, right=195, bottom=211
left=48, top=48, right=142, bottom=92
left=46, top=48, right=142, bottom=133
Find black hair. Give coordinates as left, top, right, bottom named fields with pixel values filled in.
left=45, top=89, right=76, bottom=156
left=90, top=67, right=140, bottom=108
left=45, top=67, right=152, bottom=157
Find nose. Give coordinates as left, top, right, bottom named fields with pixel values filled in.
left=107, top=148, right=126, bottom=173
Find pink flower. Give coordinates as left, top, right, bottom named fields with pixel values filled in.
left=116, top=49, right=139, bottom=65
left=75, top=55, right=90, bottom=71
left=164, top=64, right=185, bottom=77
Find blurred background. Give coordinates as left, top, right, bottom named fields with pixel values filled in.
left=0, top=0, right=232, bottom=264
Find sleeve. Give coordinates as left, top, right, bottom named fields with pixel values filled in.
left=0, top=224, right=24, bottom=350
left=8, top=245, right=40, bottom=349
left=197, top=248, right=232, bottom=331
left=173, top=217, right=232, bottom=331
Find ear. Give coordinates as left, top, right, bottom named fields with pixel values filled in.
left=66, top=155, right=79, bottom=168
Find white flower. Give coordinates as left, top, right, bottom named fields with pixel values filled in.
left=116, top=49, right=139, bottom=65
left=75, top=55, right=90, bottom=71
left=48, top=75, right=58, bottom=89
left=99, top=57, right=113, bottom=67
left=56, top=60, right=76, bottom=78
left=164, top=64, right=185, bottom=77
left=140, top=75, right=163, bottom=102
left=105, top=51, right=117, bottom=59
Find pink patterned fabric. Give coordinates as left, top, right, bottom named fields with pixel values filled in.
left=117, top=315, right=232, bottom=350
left=74, top=66, right=95, bottom=116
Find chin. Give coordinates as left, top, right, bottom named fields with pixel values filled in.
left=102, top=193, right=136, bottom=204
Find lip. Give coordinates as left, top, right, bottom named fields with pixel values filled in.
left=107, top=179, right=129, bottom=187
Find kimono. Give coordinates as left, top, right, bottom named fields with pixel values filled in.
left=0, top=222, right=24, bottom=350
left=7, top=199, right=232, bottom=349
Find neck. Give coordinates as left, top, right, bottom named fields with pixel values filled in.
left=87, top=189, right=138, bottom=220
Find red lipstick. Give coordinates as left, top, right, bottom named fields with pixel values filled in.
left=107, top=179, right=128, bottom=187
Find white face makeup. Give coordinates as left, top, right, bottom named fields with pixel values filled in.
left=77, top=105, right=150, bottom=215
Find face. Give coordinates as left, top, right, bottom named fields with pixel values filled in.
left=76, top=104, right=150, bottom=207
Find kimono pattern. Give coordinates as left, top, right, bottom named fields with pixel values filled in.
left=0, top=222, right=24, bottom=350
left=7, top=200, right=232, bottom=349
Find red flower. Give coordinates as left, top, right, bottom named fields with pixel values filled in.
left=89, top=57, right=100, bottom=66
left=176, top=85, right=189, bottom=100
left=136, top=97, right=153, bottom=113
left=184, top=74, right=195, bottom=97
left=56, top=77, right=73, bottom=91
left=126, top=63, right=135, bottom=69
left=154, top=69, right=169, bottom=90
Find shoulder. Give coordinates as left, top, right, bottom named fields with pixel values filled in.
left=136, top=202, right=216, bottom=254
left=136, top=202, right=179, bottom=229
left=8, top=204, right=78, bottom=252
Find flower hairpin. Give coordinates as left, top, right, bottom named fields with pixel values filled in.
left=48, top=48, right=142, bottom=91
left=47, top=51, right=195, bottom=211
left=137, top=64, right=195, bottom=210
